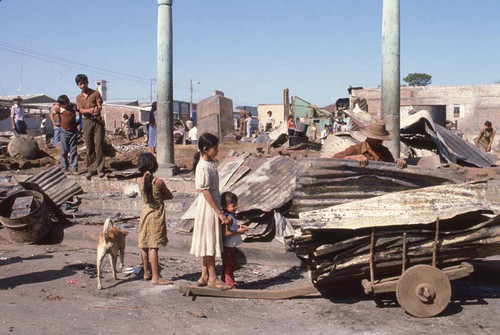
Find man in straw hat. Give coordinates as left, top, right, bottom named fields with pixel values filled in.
left=333, top=119, right=406, bottom=168
left=10, top=96, right=27, bottom=135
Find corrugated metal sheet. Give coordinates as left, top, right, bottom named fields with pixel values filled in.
left=299, top=182, right=500, bottom=230
left=292, top=158, right=467, bottom=214
left=24, top=167, right=83, bottom=205
left=401, top=110, right=498, bottom=167
left=228, top=155, right=296, bottom=213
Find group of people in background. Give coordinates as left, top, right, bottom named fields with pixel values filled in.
left=13, top=74, right=106, bottom=179
left=146, top=102, right=198, bottom=155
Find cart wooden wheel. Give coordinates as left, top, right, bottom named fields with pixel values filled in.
left=396, top=264, right=451, bottom=318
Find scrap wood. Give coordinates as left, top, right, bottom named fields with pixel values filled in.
left=179, top=284, right=318, bottom=300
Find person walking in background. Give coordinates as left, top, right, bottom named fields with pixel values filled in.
left=239, top=107, right=247, bottom=136
left=310, top=122, right=318, bottom=142
left=52, top=95, right=79, bottom=174
left=148, top=102, right=157, bottom=154
left=75, top=74, right=105, bottom=180
left=10, top=96, right=27, bottom=135
left=188, top=123, right=198, bottom=145
left=246, top=111, right=252, bottom=138
left=265, top=111, right=275, bottom=132
left=476, top=121, right=496, bottom=152
left=40, top=114, right=47, bottom=141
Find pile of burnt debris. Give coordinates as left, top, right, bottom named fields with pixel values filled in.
left=287, top=180, right=500, bottom=287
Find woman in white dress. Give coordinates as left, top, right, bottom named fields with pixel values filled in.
left=190, top=133, right=231, bottom=290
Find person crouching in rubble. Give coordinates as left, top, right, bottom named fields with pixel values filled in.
left=190, top=133, right=232, bottom=290
left=137, top=153, right=174, bottom=285
left=333, top=119, right=407, bottom=168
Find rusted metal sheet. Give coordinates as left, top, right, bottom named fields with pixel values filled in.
left=228, top=155, right=296, bottom=213
left=299, top=182, right=500, bottom=230
left=401, top=110, right=498, bottom=167
left=292, top=158, right=466, bottom=214
left=23, top=167, right=83, bottom=206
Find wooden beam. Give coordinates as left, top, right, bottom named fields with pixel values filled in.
left=179, top=285, right=318, bottom=300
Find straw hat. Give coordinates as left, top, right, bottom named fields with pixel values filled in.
left=12, top=96, right=23, bottom=102
left=360, top=119, right=394, bottom=141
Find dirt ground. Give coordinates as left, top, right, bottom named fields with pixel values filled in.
left=1, top=237, right=500, bottom=335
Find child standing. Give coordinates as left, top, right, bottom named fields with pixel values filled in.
left=220, top=192, right=248, bottom=289
left=190, top=133, right=231, bottom=290
left=138, top=153, right=174, bottom=285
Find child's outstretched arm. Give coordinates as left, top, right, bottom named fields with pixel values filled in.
left=202, top=190, right=229, bottom=224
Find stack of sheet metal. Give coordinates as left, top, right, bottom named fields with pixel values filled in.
left=287, top=181, right=500, bottom=287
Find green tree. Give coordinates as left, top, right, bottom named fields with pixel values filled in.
left=403, top=73, right=432, bottom=86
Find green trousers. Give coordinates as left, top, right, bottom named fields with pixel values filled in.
left=83, top=118, right=105, bottom=173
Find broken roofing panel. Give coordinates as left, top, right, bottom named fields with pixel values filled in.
left=401, top=110, right=498, bottom=167
left=227, top=155, right=296, bottom=213
left=299, top=182, right=500, bottom=230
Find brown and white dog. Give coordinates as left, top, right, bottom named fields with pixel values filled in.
left=96, top=219, right=128, bottom=290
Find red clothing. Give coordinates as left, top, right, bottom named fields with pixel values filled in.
left=221, top=247, right=237, bottom=288
left=288, top=119, right=295, bottom=129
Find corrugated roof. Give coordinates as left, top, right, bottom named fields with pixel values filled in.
left=292, top=158, right=467, bottom=214
left=299, top=182, right=500, bottom=230
left=24, top=167, right=83, bottom=205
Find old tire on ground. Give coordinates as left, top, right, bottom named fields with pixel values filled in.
left=396, top=264, right=451, bottom=318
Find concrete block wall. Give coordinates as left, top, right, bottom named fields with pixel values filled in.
left=102, top=105, right=142, bottom=131
left=350, top=84, right=500, bottom=134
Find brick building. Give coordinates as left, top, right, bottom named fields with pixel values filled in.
left=349, top=84, right=500, bottom=134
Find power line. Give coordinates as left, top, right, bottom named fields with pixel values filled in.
left=0, top=41, right=193, bottom=88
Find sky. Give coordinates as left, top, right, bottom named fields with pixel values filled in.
left=0, top=0, right=499, bottom=107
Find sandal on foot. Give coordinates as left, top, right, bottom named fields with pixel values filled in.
left=207, top=280, right=232, bottom=291
left=196, top=277, right=208, bottom=287
left=143, top=271, right=152, bottom=281
left=151, top=277, right=173, bottom=285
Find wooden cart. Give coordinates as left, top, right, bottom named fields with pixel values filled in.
left=361, top=219, right=474, bottom=317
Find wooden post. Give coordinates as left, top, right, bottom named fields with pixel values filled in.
left=432, top=217, right=440, bottom=267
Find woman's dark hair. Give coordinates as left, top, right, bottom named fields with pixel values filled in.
left=57, top=95, right=70, bottom=105
left=221, top=191, right=238, bottom=210
left=192, top=133, right=219, bottom=172
left=75, top=74, right=89, bottom=85
left=149, top=102, right=157, bottom=127
left=485, top=121, right=492, bottom=127
left=138, top=153, right=158, bottom=203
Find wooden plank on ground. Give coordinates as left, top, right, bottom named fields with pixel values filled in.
left=179, top=284, right=318, bottom=300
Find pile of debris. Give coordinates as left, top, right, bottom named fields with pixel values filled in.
left=321, top=109, right=498, bottom=168
left=176, top=152, right=296, bottom=241
left=287, top=181, right=500, bottom=287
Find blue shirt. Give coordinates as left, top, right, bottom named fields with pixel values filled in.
left=223, top=213, right=243, bottom=248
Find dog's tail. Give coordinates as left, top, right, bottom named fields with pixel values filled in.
left=103, top=218, right=113, bottom=242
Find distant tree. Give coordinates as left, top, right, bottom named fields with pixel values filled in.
left=495, top=80, right=500, bottom=84
left=403, top=73, right=432, bottom=86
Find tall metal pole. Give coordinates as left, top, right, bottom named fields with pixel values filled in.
left=157, top=0, right=178, bottom=177
left=189, top=79, right=193, bottom=118
left=381, top=0, right=400, bottom=158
